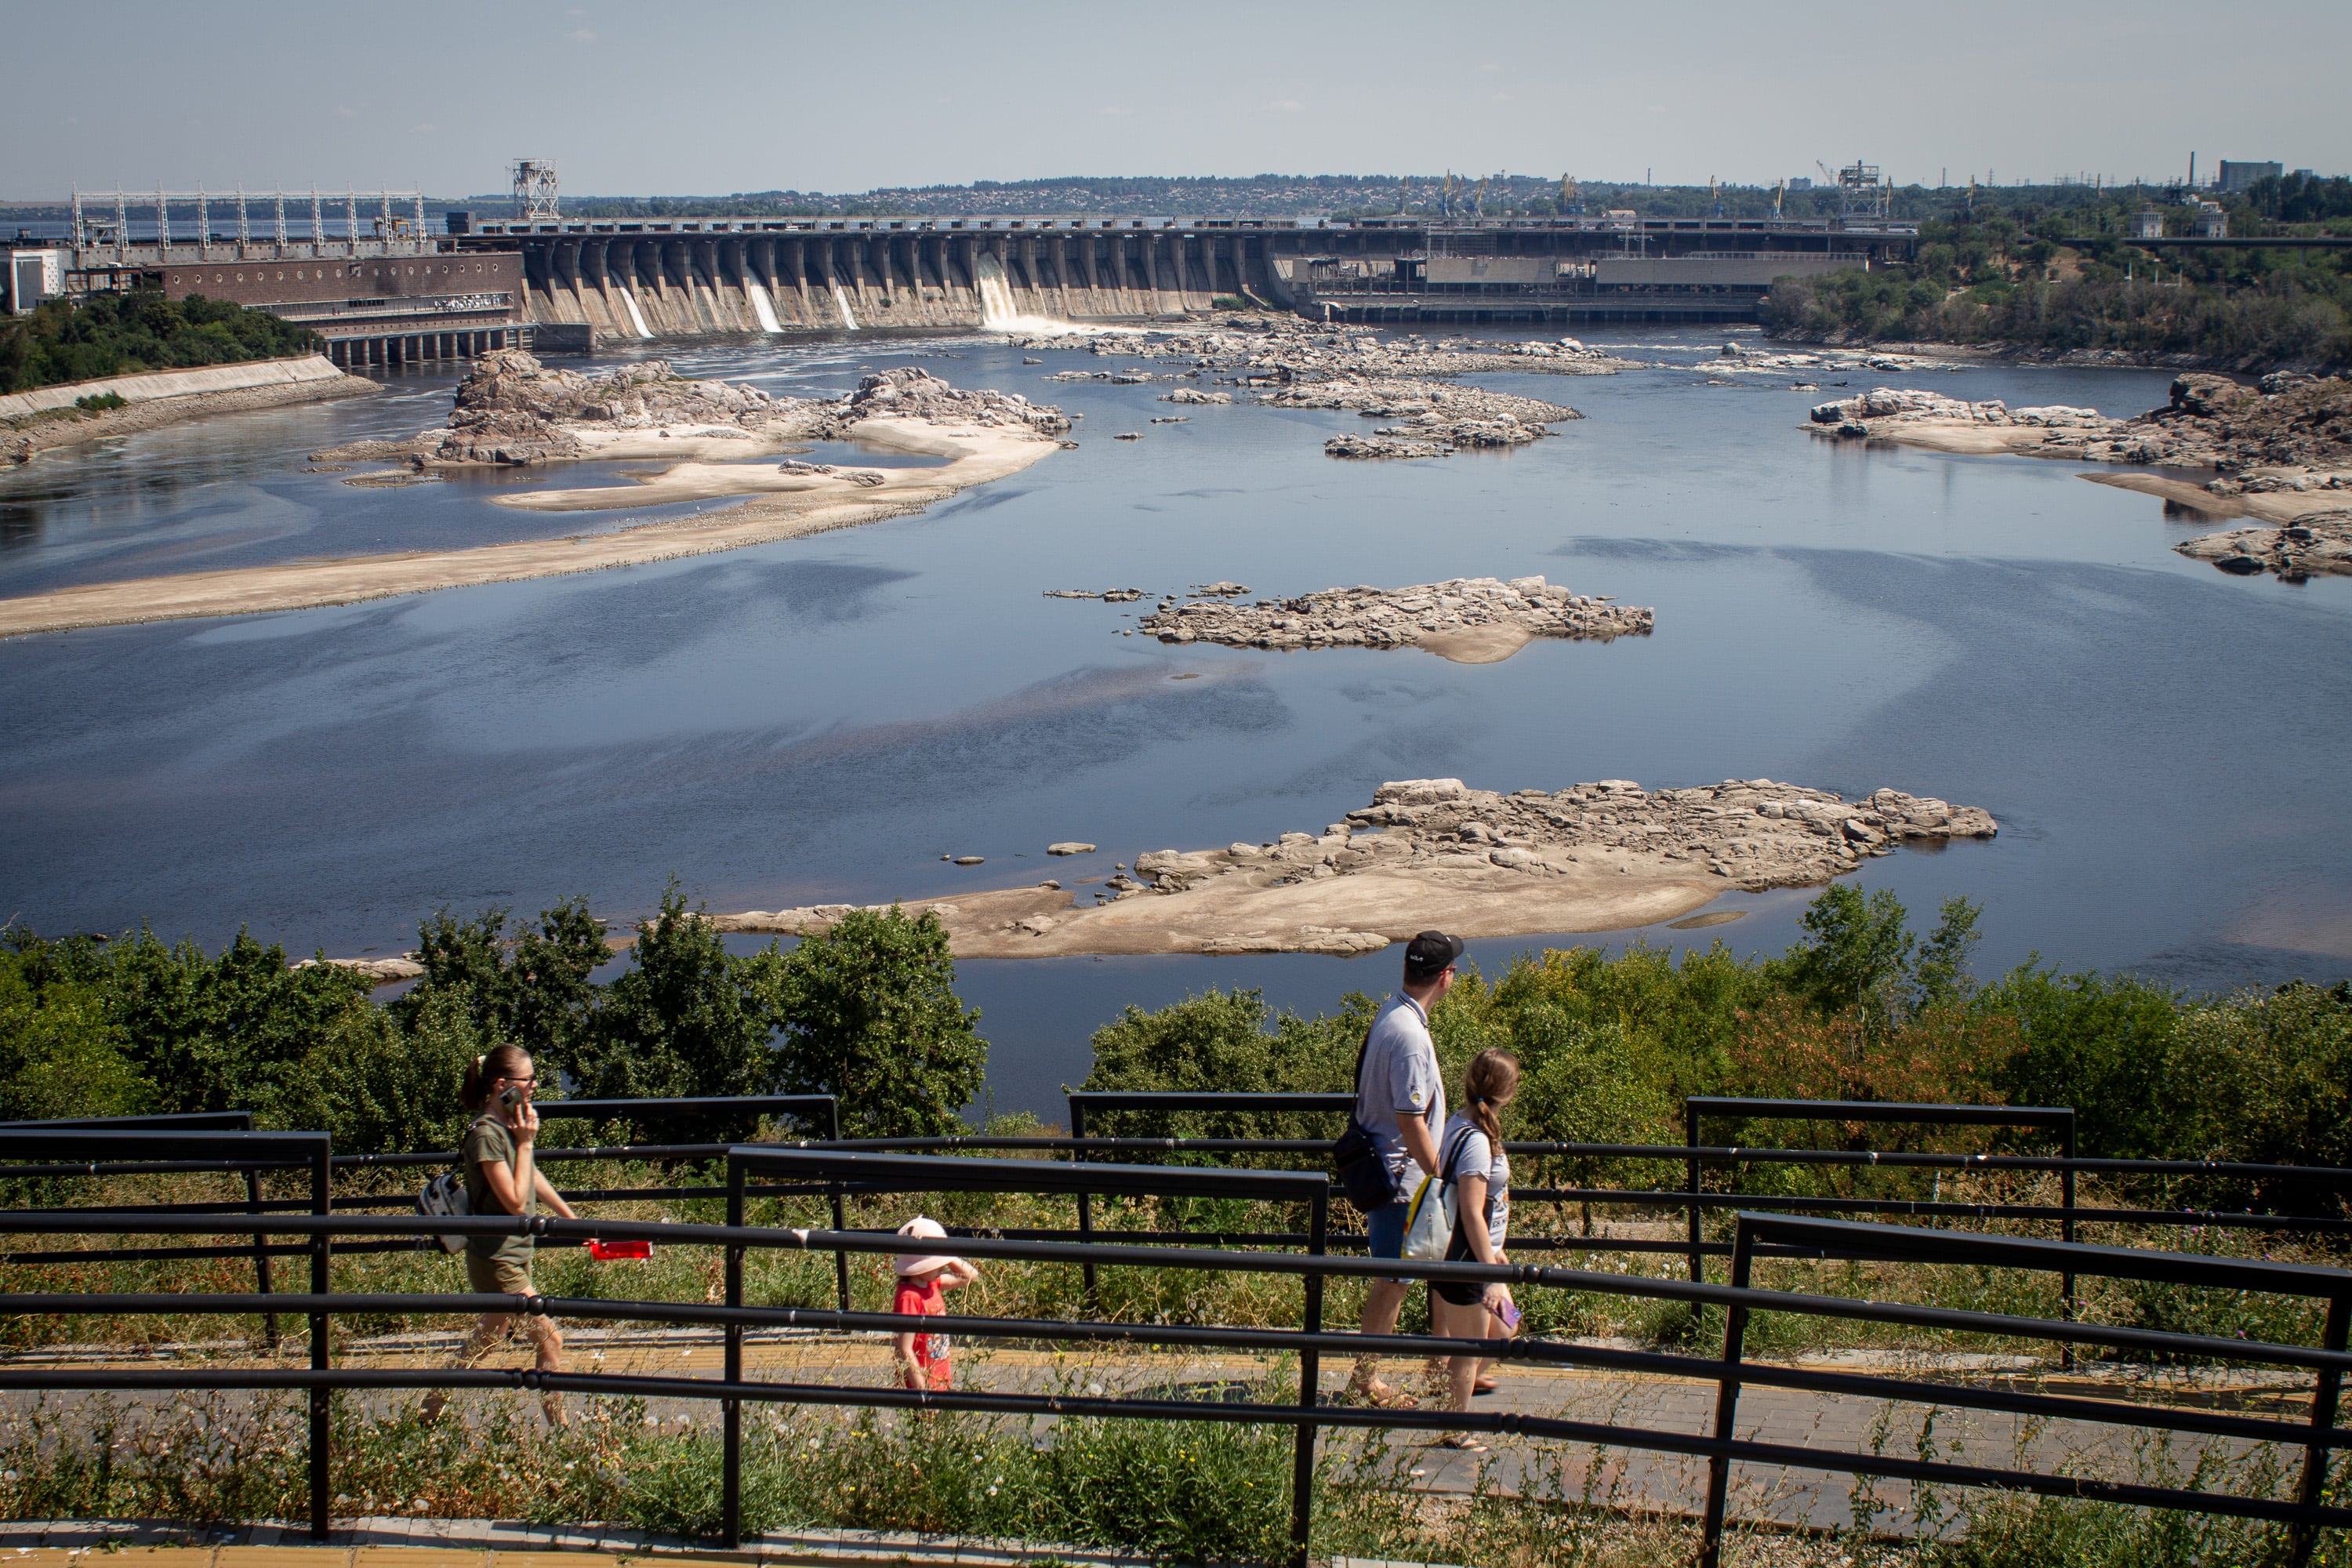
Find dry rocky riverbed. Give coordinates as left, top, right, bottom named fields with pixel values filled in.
left=320, top=350, right=1069, bottom=475
left=1025, top=314, right=1595, bottom=458
left=0, top=359, right=1069, bottom=636
left=1809, top=370, right=2352, bottom=473
left=2175, top=512, right=2352, bottom=579
left=1807, top=371, right=2352, bottom=578
left=716, top=775, right=1994, bottom=959
left=1136, top=575, right=1651, bottom=662
left=1018, top=312, right=1635, bottom=382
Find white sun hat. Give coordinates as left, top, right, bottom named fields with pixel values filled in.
left=893, top=1215, right=962, bottom=1276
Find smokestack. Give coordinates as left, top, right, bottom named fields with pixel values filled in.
left=2188, top=151, right=2195, bottom=189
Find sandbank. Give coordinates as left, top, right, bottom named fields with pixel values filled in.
left=0, top=419, right=1059, bottom=637
left=717, top=776, right=1994, bottom=960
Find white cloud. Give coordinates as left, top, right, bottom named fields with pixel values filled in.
left=412, top=122, right=437, bottom=134
left=336, top=104, right=358, bottom=119
left=568, top=27, right=597, bottom=42
left=1097, top=104, right=1129, bottom=117
left=1269, top=98, right=1302, bottom=112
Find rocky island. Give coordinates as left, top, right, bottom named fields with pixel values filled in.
left=0, top=356, right=1069, bottom=637
left=716, top=775, right=1994, bottom=959
left=1806, top=371, right=2352, bottom=579
left=1138, top=575, right=1651, bottom=662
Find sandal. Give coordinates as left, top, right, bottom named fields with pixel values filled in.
left=1436, top=1433, right=1489, bottom=1452
left=1346, top=1371, right=1420, bottom=1409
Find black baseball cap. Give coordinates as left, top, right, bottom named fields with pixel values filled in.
left=1403, top=930, right=1466, bottom=979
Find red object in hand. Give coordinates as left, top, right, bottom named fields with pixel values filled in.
left=586, top=1239, right=653, bottom=1261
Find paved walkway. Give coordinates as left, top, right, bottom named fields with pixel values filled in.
left=6, top=1328, right=2326, bottom=1541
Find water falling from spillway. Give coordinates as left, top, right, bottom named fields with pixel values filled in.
left=617, top=286, right=655, bottom=339
left=829, top=283, right=859, bottom=331
left=745, top=281, right=784, bottom=334
left=975, top=250, right=1081, bottom=335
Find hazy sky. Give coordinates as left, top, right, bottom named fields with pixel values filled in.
left=8, top=0, right=2346, bottom=200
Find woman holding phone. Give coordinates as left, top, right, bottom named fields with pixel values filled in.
left=422, top=1044, right=577, bottom=1426
left=1428, top=1047, right=1520, bottom=1450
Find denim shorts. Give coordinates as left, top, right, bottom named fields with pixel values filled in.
left=1364, top=1200, right=1410, bottom=1283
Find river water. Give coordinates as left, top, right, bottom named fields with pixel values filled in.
left=4, top=328, right=2347, bottom=1116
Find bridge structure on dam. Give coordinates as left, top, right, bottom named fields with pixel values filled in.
left=456, top=211, right=1916, bottom=336
left=16, top=191, right=1917, bottom=354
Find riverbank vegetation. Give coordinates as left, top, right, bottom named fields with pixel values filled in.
left=5, top=886, right=2347, bottom=1172
left=0, top=289, right=321, bottom=395
left=1766, top=188, right=2352, bottom=368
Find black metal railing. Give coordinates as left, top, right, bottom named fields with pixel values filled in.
left=9, top=1095, right=2352, bottom=1566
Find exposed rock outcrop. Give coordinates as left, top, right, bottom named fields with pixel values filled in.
left=2175, top=511, right=2352, bottom=579
left=1808, top=372, right=2352, bottom=474
left=321, top=354, right=1071, bottom=471
left=1139, top=575, right=1650, bottom=662
left=713, top=775, right=1995, bottom=960
left=1014, top=315, right=1635, bottom=382
left=1257, top=376, right=1580, bottom=459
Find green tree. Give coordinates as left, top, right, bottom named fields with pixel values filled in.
left=1776, top=885, right=1918, bottom=1016
left=394, top=897, right=608, bottom=1077
left=100, top=927, right=373, bottom=1117
left=1079, top=986, right=1364, bottom=1145
left=774, top=906, right=987, bottom=1139
left=0, top=943, right=150, bottom=1122
left=570, top=884, right=786, bottom=1140
left=273, top=985, right=483, bottom=1154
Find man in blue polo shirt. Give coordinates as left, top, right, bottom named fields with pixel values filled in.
left=1349, top=929, right=1464, bottom=1406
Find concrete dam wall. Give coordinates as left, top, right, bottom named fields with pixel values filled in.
left=512, top=229, right=1287, bottom=339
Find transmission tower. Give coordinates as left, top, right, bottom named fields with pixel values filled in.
left=510, top=160, right=561, bottom=222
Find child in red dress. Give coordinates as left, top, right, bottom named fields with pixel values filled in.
left=891, top=1215, right=980, bottom=1390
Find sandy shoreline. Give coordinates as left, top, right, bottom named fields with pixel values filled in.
left=0, top=419, right=1060, bottom=637
left=2, top=372, right=377, bottom=468
left=714, top=776, right=1995, bottom=960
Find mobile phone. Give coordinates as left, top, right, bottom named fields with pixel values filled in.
left=499, top=1083, right=524, bottom=1110
left=1494, top=1302, right=1523, bottom=1332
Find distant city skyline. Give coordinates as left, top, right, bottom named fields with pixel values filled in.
left=5, top=0, right=2345, bottom=201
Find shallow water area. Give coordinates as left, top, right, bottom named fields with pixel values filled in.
left=2, top=324, right=2347, bottom=1115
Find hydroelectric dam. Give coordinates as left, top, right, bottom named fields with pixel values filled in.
left=461, top=211, right=1915, bottom=341
left=16, top=195, right=1917, bottom=362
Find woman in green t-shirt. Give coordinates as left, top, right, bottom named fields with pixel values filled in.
left=423, top=1044, right=578, bottom=1425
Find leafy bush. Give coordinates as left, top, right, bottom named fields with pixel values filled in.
left=1, top=291, right=321, bottom=394
left=71, top=390, right=127, bottom=412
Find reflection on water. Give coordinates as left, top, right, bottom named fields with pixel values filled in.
left=2, top=328, right=2347, bottom=1115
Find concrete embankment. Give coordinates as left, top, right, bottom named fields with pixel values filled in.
left=2, top=355, right=376, bottom=466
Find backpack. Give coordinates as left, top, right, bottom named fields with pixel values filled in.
left=1330, top=1025, right=1398, bottom=1211
left=1399, top=1123, right=1476, bottom=1261
left=415, top=1116, right=497, bottom=1255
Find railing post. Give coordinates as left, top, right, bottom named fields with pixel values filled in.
left=1072, top=1097, right=1098, bottom=1311
left=722, top=1152, right=744, bottom=1549
left=308, top=1140, right=332, bottom=1541
left=2060, top=1110, right=2077, bottom=1373
left=1685, top=1098, right=1704, bottom=1283
left=1290, top=1185, right=1327, bottom=1568
left=1698, top=1216, right=1756, bottom=1568
left=2291, top=1290, right=2351, bottom=1568
left=829, top=1181, right=851, bottom=1312
left=244, top=1166, right=278, bottom=1348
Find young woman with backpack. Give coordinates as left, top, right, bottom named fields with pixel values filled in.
left=421, top=1044, right=578, bottom=1427
left=1426, top=1047, right=1521, bottom=1449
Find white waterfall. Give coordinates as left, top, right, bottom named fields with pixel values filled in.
left=617, top=285, right=654, bottom=339
left=975, top=251, right=1076, bottom=335
left=745, top=280, right=784, bottom=334
left=829, top=282, right=860, bottom=330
